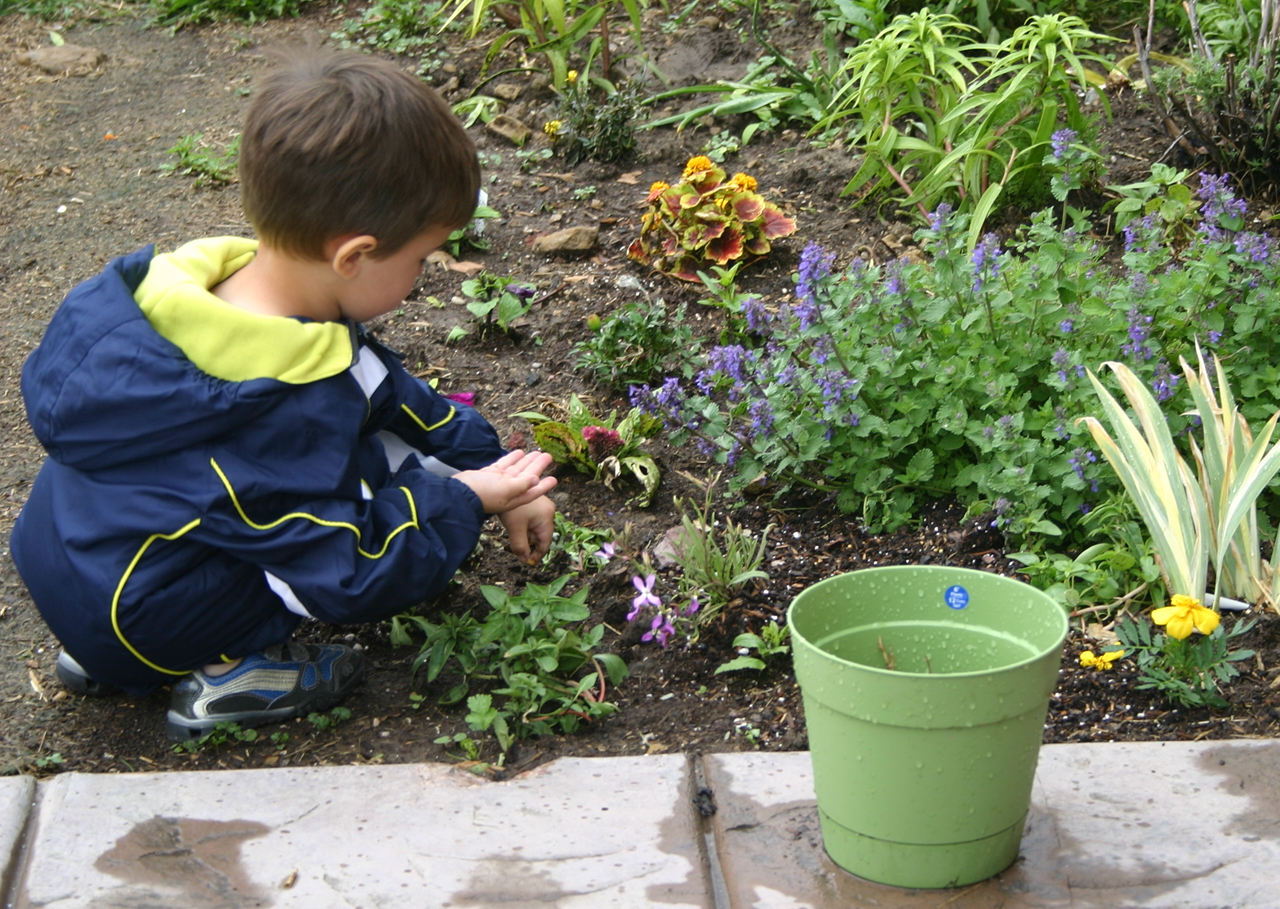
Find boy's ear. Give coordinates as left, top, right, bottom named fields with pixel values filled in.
left=329, top=235, right=379, bottom=279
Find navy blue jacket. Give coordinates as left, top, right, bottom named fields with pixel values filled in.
left=11, top=240, right=504, bottom=693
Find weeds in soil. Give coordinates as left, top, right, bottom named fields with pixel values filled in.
left=308, top=706, right=352, bottom=732
left=574, top=297, right=697, bottom=391
left=332, top=0, right=450, bottom=58
left=161, top=134, right=240, bottom=186
left=715, top=620, right=790, bottom=673
left=449, top=273, right=535, bottom=339
left=151, top=0, right=303, bottom=29
left=513, top=394, right=661, bottom=507
left=553, top=82, right=640, bottom=166
left=172, top=720, right=261, bottom=753
left=544, top=512, right=615, bottom=573
left=444, top=200, right=501, bottom=258
left=1114, top=612, right=1256, bottom=709
left=668, top=482, right=772, bottom=626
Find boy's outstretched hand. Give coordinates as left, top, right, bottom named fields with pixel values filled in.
left=453, top=450, right=557, bottom=515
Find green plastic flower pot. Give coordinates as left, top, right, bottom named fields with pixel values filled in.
left=788, top=565, right=1067, bottom=889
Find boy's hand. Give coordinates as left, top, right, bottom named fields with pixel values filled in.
left=453, top=450, right=557, bottom=515
left=499, top=495, right=557, bottom=565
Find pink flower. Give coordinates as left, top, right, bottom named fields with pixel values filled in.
left=582, top=425, right=623, bottom=461
left=641, top=612, right=676, bottom=648
left=442, top=392, right=476, bottom=407
left=628, top=574, right=660, bottom=621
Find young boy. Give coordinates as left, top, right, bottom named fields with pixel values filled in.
left=10, top=49, right=556, bottom=741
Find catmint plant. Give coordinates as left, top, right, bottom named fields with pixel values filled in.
left=633, top=194, right=1280, bottom=551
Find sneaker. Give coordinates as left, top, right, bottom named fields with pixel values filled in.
left=55, top=650, right=119, bottom=697
left=165, top=642, right=365, bottom=742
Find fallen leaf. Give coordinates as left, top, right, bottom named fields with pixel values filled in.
left=448, top=260, right=485, bottom=275
left=617, top=171, right=643, bottom=184
left=29, top=669, right=46, bottom=700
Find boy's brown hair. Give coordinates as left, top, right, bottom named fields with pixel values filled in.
left=239, top=49, right=480, bottom=260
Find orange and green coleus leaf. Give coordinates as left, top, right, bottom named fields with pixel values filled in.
left=705, top=227, right=745, bottom=265
left=734, top=194, right=766, bottom=223
left=682, top=217, right=728, bottom=250
left=761, top=203, right=798, bottom=239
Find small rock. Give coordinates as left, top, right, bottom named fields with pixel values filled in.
left=525, top=373, right=541, bottom=387
left=485, top=114, right=532, bottom=147
left=493, top=82, right=523, bottom=101
left=651, top=525, right=688, bottom=569
left=441, top=63, right=457, bottom=74
left=696, top=15, right=721, bottom=28
left=531, top=226, right=598, bottom=254
left=17, top=44, right=105, bottom=76
left=426, top=249, right=456, bottom=269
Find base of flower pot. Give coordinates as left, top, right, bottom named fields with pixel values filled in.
left=818, top=808, right=1026, bottom=889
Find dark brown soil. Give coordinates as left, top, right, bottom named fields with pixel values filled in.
left=2, top=4, right=1278, bottom=779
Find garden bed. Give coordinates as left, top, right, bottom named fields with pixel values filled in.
left=1, top=2, right=1279, bottom=778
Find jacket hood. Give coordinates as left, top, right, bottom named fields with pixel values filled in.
left=21, top=240, right=357, bottom=471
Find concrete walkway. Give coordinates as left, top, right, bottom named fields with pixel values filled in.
left=1, top=740, right=1277, bottom=908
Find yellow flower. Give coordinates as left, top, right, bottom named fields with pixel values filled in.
left=1079, top=649, right=1125, bottom=670
left=728, top=172, right=758, bottom=192
left=566, top=70, right=578, bottom=84
left=1151, top=594, right=1220, bottom=641
left=649, top=180, right=670, bottom=194
left=543, top=120, right=563, bottom=138
left=683, top=155, right=715, bottom=179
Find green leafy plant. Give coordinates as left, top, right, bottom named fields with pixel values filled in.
left=152, top=0, right=303, bottom=28
left=171, top=720, right=260, bottom=753
left=394, top=576, right=628, bottom=753
left=332, top=0, right=448, bottom=57
left=829, top=11, right=1112, bottom=244
left=444, top=203, right=501, bottom=258
left=443, top=0, right=645, bottom=90
left=1143, top=0, right=1280, bottom=200
left=573, top=297, right=697, bottom=390
left=1009, top=540, right=1152, bottom=611
left=451, top=273, right=536, bottom=338
left=1106, top=164, right=1206, bottom=251
left=514, top=394, right=662, bottom=506
left=433, top=730, right=482, bottom=761
left=628, top=156, right=797, bottom=281
left=546, top=512, right=615, bottom=572
left=553, top=81, right=640, bottom=165
left=715, top=620, right=790, bottom=673
left=32, top=751, right=66, bottom=770
left=1115, top=613, right=1256, bottom=709
left=307, top=706, right=352, bottom=732
left=668, top=483, right=772, bottom=624
left=161, top=134, right=240, bottom=186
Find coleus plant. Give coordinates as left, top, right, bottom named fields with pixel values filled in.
left=627, top=156, right=797, bottom=282
left=514, top=395, right=661, bottom=507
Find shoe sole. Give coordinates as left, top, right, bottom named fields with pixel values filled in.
left=164, top=663, right=366, bottom=742
left=55, top=660, right=119, bottom=697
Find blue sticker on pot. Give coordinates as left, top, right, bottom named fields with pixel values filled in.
left=944, top=585, right=969, bottom=610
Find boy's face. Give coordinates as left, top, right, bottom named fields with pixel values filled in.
left=336, top=224, right=453, bottom=323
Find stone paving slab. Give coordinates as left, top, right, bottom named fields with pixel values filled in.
left=13, top=755, right=708, bottom=909
left=705, top=740, right=1280, bottom=909
left=1, top=776, right=35, bottom=900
